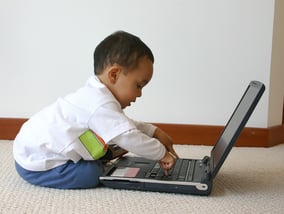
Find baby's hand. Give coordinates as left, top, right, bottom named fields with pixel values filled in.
left=159, top=151, right=176, bottom=176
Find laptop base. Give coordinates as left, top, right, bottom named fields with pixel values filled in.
left=100, top=156, right=213, bottom=195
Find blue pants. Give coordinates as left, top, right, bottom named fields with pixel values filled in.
left=15, top=160, right=104, bottom=189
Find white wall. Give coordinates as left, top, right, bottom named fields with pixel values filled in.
left=0, top=0, right=276, bottom=128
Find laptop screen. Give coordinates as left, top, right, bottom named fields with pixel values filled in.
left=210, top=81, right=265, bottom=178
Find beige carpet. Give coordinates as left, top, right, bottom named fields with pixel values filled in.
left=1, top=140, right=284, bottom=214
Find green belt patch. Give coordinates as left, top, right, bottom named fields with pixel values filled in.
left=79, top=130, right=108, bottom=160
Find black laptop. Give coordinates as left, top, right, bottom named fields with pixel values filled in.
left=100, top=81, right=265, bottom=195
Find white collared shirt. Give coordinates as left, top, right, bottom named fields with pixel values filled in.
left=13, top=76, right=166, bottom=171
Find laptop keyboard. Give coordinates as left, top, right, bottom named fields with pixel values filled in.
left=145, top=159, right=196, bottom=181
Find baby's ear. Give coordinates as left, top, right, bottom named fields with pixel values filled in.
left=107, top=66, right=121, bottom=84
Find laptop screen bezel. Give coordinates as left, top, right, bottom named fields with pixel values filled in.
left=210, top=81, right=265, bottom=178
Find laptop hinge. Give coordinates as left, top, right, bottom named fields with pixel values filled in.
left=201, top=156, right=212, bottom=182
left=202, top=156, right=210, bottom=164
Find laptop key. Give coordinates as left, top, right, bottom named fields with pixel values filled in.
left=171, top=159, right=182, bottom=180
left=157, top=167, right=165, bottom=177
left=186, top=160, right=195, bottom=181
left=177, top=159, right=189, bottom=181
left=145, top=162, right=161, bottom=178
left=150, top=163, right=160, bottom=177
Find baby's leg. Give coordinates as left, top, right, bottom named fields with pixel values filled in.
left=15, top=160, right=103, bottom=189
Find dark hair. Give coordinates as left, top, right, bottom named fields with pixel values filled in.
left=93, top=31, right=154, bottom=75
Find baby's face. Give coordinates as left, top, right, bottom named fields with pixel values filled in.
left=113, top=57, right=153, bottom=109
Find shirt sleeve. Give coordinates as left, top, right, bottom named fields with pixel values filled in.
left=88, top=102, right=166, bottom=161
left=127, top=118, right=157, bottom=137
left=112, top=129, right=166, bottom=160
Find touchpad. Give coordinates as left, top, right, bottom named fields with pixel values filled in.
left=111, top=167, right=140, bottom=177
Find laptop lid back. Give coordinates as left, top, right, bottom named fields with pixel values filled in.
left=210, top=81, right=265, bottom=178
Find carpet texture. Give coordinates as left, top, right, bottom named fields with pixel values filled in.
left=1, top=140, right=284, bottom=214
